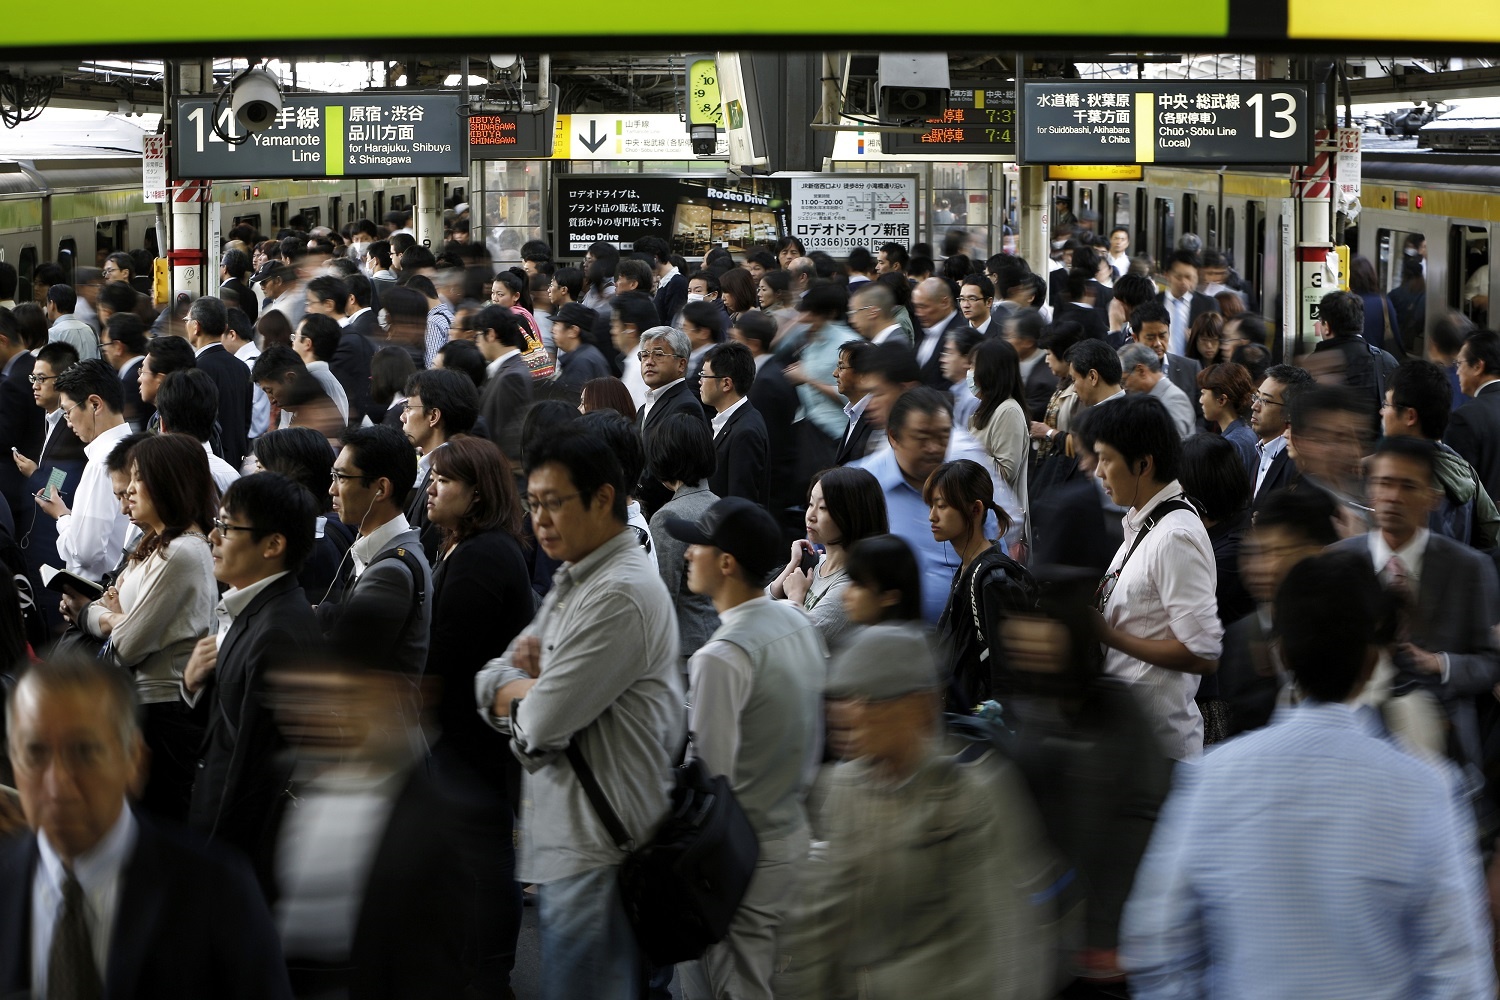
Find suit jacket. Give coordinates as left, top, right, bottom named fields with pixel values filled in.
left=916, top=313, right=964, bottom=390
left=1445, top=382, right=1500, bottom=505
left=194, top=342, right=252, bottom=468
left=708, top=401, right=770, bottom=509
left=1054, top=301, right=1108, bottom=342
left=259, top=767, right=471, bottom=1000
left=332, top=312, right=379, bottom=426
left=479, top=353, right=533, bottom=468
left=188, top=573, right=319, bottom=857
left=120, top=360, right=153, bottom=433
left=0, top=352, right=43, bottom=529
left=749, top=361, right=801, bottom=517
left=404, top=465, right=443, bottom=563
left=220, top=277, right=259, bottom=324
left=655, top=272, right=688, bottom=329
left=316, top=525, right=433, bottom=675
left=0, top=813, right=292, bottom=1000
left=1251, top=444, right=1301, bottom=510
left=1022, top=358, right=1058, bottom=423
left=428, top=528, right=535, bottom=788
left=637, top=379, right=711, bottom=518
left=1331, top=532, right=1500, bottom=769
left=835, top=407, right=878, bottom=467
left=1163, top=352, right=1204, bottom=423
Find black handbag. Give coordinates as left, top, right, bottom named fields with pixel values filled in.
left=565, top=744, right=760, bottom=966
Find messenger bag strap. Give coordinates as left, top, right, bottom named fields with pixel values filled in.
left=564, top=742, right=637, bottom=853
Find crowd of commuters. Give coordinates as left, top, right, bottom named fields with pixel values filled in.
left=1, top=214, right=1499, bottom=1000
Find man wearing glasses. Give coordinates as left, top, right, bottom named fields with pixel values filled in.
left=1250, top=363, right=1313, bottom=511
left=182, top=472, right=320, bottom=855
left=477, top=427, right=684, bottom=1000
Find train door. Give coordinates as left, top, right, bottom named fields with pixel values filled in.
left=1134, top=186, right=1147, bottom=258
left=1376, top=225, right=1428, bottom=353
left=1182, top=193, right=1200, bottom=244
left=1153, top=198, right=1176, bottom=271
left=329, top=197, right=341, bottom=231
left=373, top=190, right=386, bottom=225
left=1206, top=205, right=1218, bottom=252
left=95, top=220, right=128, bottom=268
left=56, top=239, right=78, bottom=286
left=1244, top=201, right=1264, bottom=310
left=1450, top=223, right=1489, bottom=330
left=1224, top=209, right=1237, bottom=268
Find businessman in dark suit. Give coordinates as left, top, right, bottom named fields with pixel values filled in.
left=185, top=296, right=253, bottom=468
left=911, top=277, right=968, bottom=390
left=1250, top=364, right=1313, bottom=510
left=1445, top=329, right=1500, bottom=503
left=475, top=305, right=535, bottom=469
left=183, top=473, right=322, bottom=860
left=1157, top=248, right=1221, bottom=358
left=1001, top=310, right=1059, bottom=422
left=1331, top=437, right=1500, bottom=773
left=0, top=656, right=292, bottom=1000
left=100, top=313, right=153, bottom=432
left=400, top=369, right=481, bottom=561
left=0, top=310, right=43, bottom=530
left=732, top=312, right=802, bottom=538
left=636, top=236, right=687, bottom=328
left=637, top=326, right=710, bottom=518
left=330, top=274, right=380, bottom=426
left=701, top=342, right=770, bottom=509
left=1132, top=301, right=1203, bottom=422
left=834, top=340, right=878, bottom=466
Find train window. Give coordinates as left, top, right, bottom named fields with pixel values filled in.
left=1154, top=198, right=1176, bottom=271
left=56, top=241, right=77, bottom=286
left=1182, top=194, right=1199, bottom=244
left=233, top=214, right=262, bottom=236
left=1134, top=187, right=1147, bottom=259
left=18, top=246, right=36, bottom=291
left=373, top=191, right=386, bottom=222
left=390, top=194, right=408, bottom=214
left=328, top=199, right=341, bottom=229
left=360, top=200, right=369, bottom=222
left=1224, top=209, right=1237, bottom=268
left=1206, top=206, right=1218, bottom=251
left=1112, top=191, right=1131, bottom=229
left=95, top=221, right=126, bottom=268
left=144, top=226, right=159, bottom=259
left=1452, top=224, right=1489, bottom=329
left=1244, top=202, right=1263, bottom=307
left=293, top=207, right=320, bottom=229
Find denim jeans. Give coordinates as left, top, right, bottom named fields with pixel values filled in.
left=537, top=864, right=643, bottom=1000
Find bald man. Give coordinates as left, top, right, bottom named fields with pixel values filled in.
left=910, top=276, right=970, bottom=389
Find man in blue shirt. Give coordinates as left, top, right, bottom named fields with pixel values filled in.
left=852, top=387, right=1011, bottom=624
left=1121, top=549, right=1494, bottom=1000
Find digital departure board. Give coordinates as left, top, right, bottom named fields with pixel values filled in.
left=883, top=84, right=1016, bottom=156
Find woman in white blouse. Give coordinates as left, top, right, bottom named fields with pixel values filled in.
left=84, top=432, right=218, bottom=819
left=969, top=338, right=1032, bottom=550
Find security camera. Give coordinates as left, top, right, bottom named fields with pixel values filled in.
left=231, top=69, right=282, bottom=133
left=689, top=123, right=718, bottom=156
left=877, top=53, right=950, bottom=122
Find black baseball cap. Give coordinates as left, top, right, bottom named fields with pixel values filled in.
left=662, top=497, right=783, bottom=581
left=553, top=302, right=597, bottom=330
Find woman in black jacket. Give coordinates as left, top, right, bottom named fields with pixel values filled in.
left=924, top=458, right=1039, bottom=714
left=423, top=434, right=533, bottom=998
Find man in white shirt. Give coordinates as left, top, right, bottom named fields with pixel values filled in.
left=154, top=369, right=241, bottom=496
left=610, top=292, right=658, bottom=408
left=45, top=284, right=100, bottom=361
left=959, top=275, right=995, bottom=336
left=847, top=283, right=908, bottom=346
left=1106, top=226, right=1132, bottom=277
left=222, top=311, right=270, bottom=440
left=1250, top=364, right=1314, bottom=508
left=37, top=359, right=132, bottom=583
left=1068, top=339, right=1128, bottom=410
left=293, top=315, right=351, bottom=426
left=1089, top=395, right=1223, bottom=761
left=701, top=342, right=769, bottom=508
left=1118, top=342, right=1197, bottom=439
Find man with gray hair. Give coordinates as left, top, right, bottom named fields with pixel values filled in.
left=848, top=282, right=909, bottom=346
left=0, top=656, right=294, bottom=999
left=1119, top=341, right=1196, bottom=439
left=636, top=325, right=709, bottom=518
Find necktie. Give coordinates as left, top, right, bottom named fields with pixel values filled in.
left=48, top=871, right=102, bottom=1000
left=1385, top=555, right=1415, bottom=644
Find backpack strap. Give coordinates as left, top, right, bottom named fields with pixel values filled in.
left=369, top=545, right=427, bottom=638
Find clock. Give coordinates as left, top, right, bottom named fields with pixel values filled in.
left=686, top=56, right=723, bottom=129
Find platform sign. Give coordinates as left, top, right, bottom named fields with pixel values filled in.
left=1020, top=82, right=1312, bottom=166
left=790, top=176, right=918, bottom=253
left=469, top=113, right=553, bottom=159
left=173, top=92, right=463, bottom=179
left=883, top=85, right=1017, bottom=157
left=142, top=134, right=167, bottom=202
left=556, top=175, right=788, bottom=257
left=551, top=114, right=727, bottom=160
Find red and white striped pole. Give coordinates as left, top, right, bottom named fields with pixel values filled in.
left=169, top=178, right=211, bottom=301
left=1293, top=129, right=1336, bottom=349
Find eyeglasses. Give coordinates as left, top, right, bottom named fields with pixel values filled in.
left=401, top=401, right=427, bottom=414
left=1251, top=393, right=1284, bottom=408
left=101, top=266, right=121, bottom=276
left=329, top=469, right=372, bottom=484
left=213, top=518, right=258, bottom=535
left=697, top=371, right=727, bottom=382
left=27, top=374, right=57, bottom=385
left=957, top=295, right=986, bottom=304
left=636, top=349, right=681, bottom=362
left=525, top=492, right=581, bottom=516
left=59, top=400, right=84, bottom=417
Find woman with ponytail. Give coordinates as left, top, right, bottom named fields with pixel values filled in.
left=490, top=267, right=541, bottom=344
left=924, top=458, right=1040, bottom=714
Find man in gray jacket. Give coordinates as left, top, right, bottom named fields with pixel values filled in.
left=477, top=426, right=684, bottom=1000
left=666, top=497, right=827, bottom=1000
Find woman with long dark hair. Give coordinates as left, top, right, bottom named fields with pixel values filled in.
left=83, top=433, right=217, bottom=819
left=770, top=467, right=888, bottom=648
left=719, top=266, right=757, bottom=321
left=491, top=267, right=541, bottom=345
left=969, top=337, right=1030, bottom=546
left=924, top=459, right=1038, bottom=712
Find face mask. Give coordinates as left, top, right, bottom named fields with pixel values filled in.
left=965, top=370, right=977, bottom=392
left=686, top=293, right=705, bottom=304
left=378, top=309, right=390, bottom=332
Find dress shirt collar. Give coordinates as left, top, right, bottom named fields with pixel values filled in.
left=843, top=393, right=870, bottom=423
left=1094, top=388, right=1127, bottom=407
left=84, top=420, right=132, bottom=464
left=1258, top=433, right=1288, bottom=458
left=659, top=265, right=680, bottom=286
left=871, top=323, right=902, bottom=345
left=1475, top=379, right=1500, bottom=398
left=1369, top=527, right=1428, bottom=582
left=44, top=407, right=63, bottom=431
left=342, top=306, right=371, bottom=327
left=716, top=594, right=768, bottom=627
left=1123, top=478, right=1187, bottom=528
left=417, top=440, right=447, bottom=476
left=37, top=800, right=137, bottom=900
left=644, top=377, right=685, bottom=404
left=752, top=353, right=772, bottom=371
left=192, top=341, right=220, bottom=358
left=485, top=348, right=521, bottom=379
left=1018, top=350, right=1043, bottom=380
left=221, top=570, right=291, bottom=620
left=711, top=395, right=748, bottom=437
left=350, top=513, right=410, bottom=574
left=235, top=341, right=260, bottom=362
left=926, top=311, right=957, bottom=337
left=556, top=526, right=638, bottom=585
left=306, top=359, right=329, bottom=376
left=118, top=355, right=143, bottom=378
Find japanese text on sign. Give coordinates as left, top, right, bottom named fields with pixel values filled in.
left=885, top=85, right=1017, bottom=156
left=790, top=177, right=918, bottom=254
